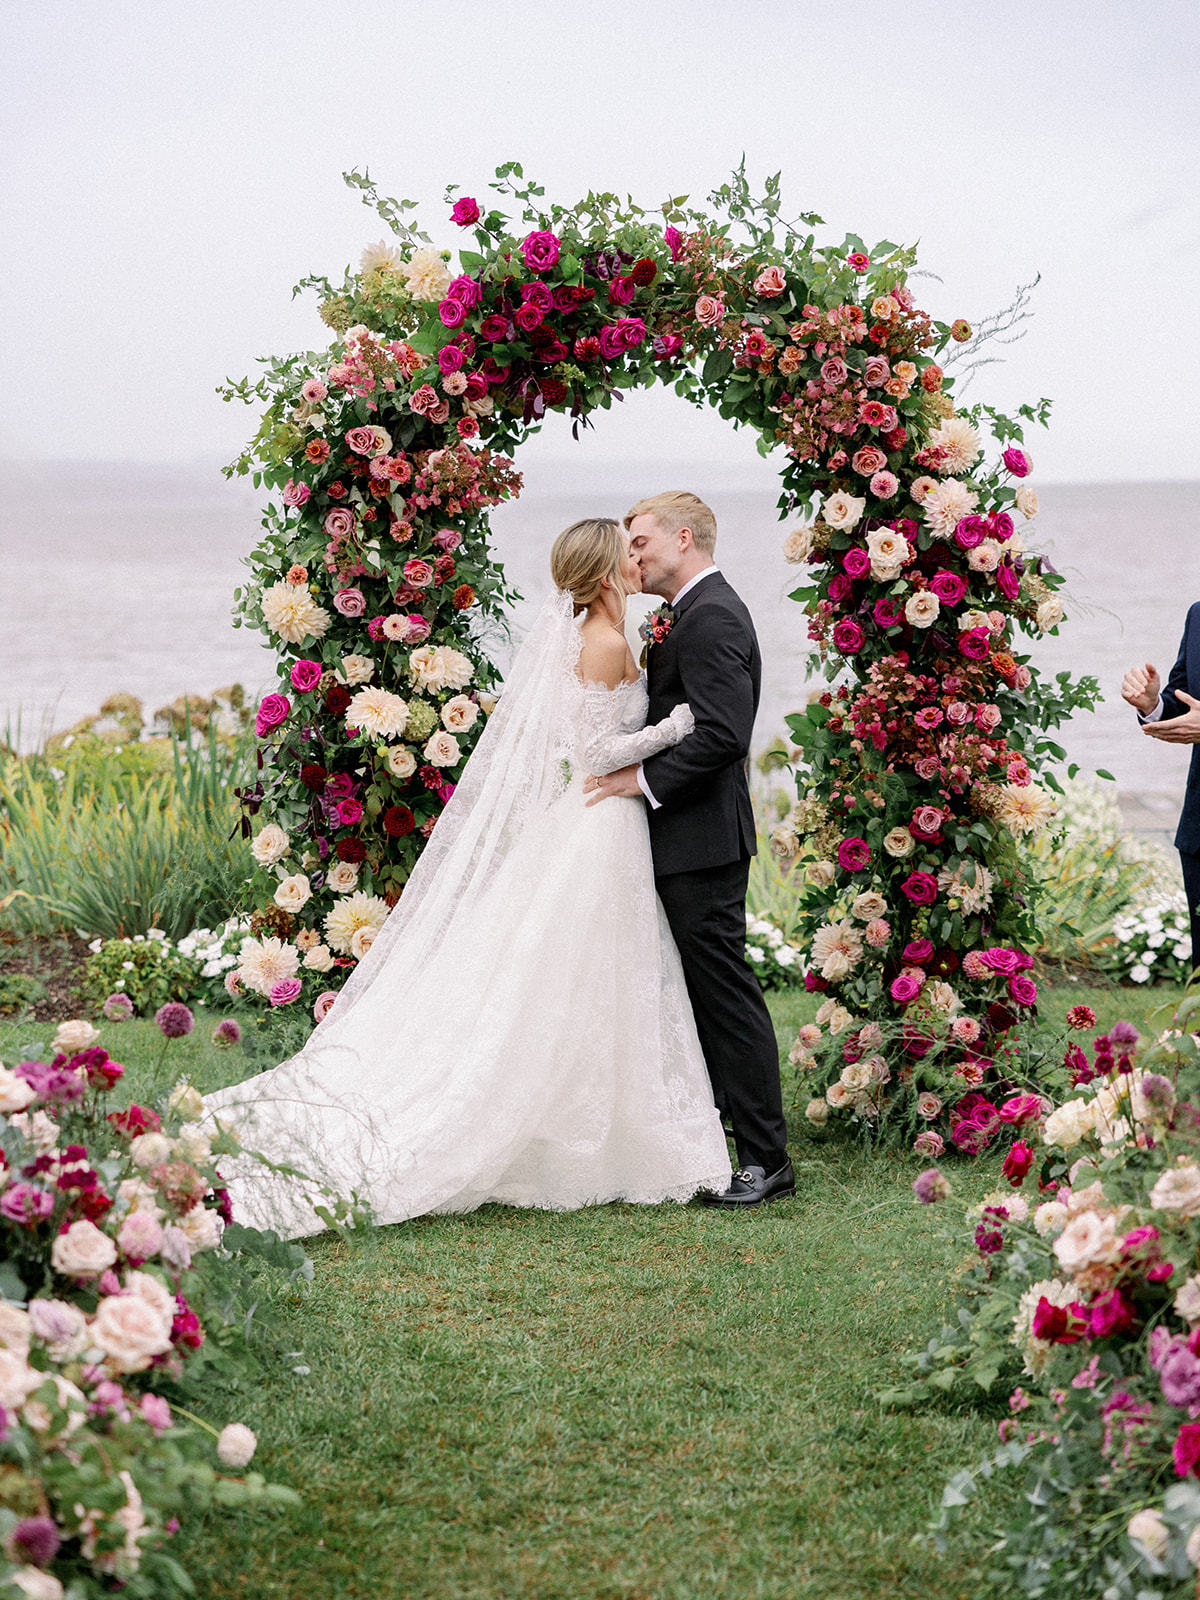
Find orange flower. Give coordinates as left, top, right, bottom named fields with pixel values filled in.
left=285, top=564, right=308, bottom=586
left=991, top=652, right=1017, bottom=681
left=453, top=584, right=476, bottom=610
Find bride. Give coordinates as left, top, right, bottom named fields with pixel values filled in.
left=207, top=517, right=732, bottom=1234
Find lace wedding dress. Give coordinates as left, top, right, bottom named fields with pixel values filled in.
left=207, top=592, right=732, bottom=1236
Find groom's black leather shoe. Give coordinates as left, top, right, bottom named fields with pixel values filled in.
left=699, top=1160, right=795, bottom=1208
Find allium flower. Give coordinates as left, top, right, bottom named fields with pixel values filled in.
left=212, top=1019, right=242, bottom=1049
left=324, top=891, right=389, bottom=956
left=345, top=687, right=409, bottom=740
left=155, top=1003, right=194, bottom=1039
left=103, top=993, right=135, bottom=1021
left=928, top=417, right=981, bottom=474
left=922, top=479, right=979, bottom=539
left=4, top=1516, right=61, bottom=1567
left=260, top=581, right=331, bottom=646
left=913, top=1168, right=951, bottom=1204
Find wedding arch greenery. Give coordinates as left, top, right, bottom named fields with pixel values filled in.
left=221, top=162, right=1098, bottom=1149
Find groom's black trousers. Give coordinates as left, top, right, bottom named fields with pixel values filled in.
left=655, top=856, right=789, bottom=1174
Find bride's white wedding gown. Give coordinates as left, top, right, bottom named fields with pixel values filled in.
left=207, top=620, right=732, bottom=1237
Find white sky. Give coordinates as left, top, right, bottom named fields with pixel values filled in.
left=2, top=0, right=1197, bottom=482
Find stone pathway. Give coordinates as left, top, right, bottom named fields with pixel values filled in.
left=1118, top=790, right=1184, bottom=853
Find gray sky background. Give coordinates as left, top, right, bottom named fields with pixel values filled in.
left=2, top=0, right=1198, bottom=484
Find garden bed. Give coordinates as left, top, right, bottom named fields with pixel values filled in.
left=0, top=931, right=90, bottom=1022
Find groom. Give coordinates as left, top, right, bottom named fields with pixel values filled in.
left=585, top=491, right=792, bottom=1207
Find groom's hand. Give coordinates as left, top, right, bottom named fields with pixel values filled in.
left=1143, top=690, right=1200, bottom=743
left=1121, top=662, right=1161, bottom=715
left=584, top=765, right=641, bottom=805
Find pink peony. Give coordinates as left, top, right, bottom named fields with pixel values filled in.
left=255, top=693, right=291, bottom=737
left=269, top=978, right=303, bottom=1008
left=334, top=588, right=366, bottom=617
left=290, top=659, right=323, bottom=693
left=118, top=1211, right=164, bottom=1265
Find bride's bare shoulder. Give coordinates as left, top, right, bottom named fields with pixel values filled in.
left=576, top=618, right=637, bottom=689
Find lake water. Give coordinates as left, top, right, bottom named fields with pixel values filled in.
left=2, top=461, right=1196, bottom=799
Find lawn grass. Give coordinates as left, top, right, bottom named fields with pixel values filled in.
left=0, top=980, right=1189, bottom=1599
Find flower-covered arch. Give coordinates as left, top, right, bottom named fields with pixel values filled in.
left=223, top=163, right=1097, bottom=1141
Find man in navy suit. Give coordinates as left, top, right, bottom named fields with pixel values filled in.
left=583, top=491, right=791, bottom=1208
left=1122, top=601, right=1200, bottom=972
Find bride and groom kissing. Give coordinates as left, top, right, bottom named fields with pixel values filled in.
left=208, top=491, right=794, bottom=1233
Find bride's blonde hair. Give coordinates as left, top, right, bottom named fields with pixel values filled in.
left=550, top=517, right=627, bottom=616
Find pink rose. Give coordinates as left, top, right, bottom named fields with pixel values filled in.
left=282, top=479, right=310, bottom=508
left=314, top=991, right=337, bottom=1023
left=851, top=446, right=887, bottom=476
left=946, top=700, right=972, bottom=726
left=324, top=507, right=356, bottom=539
left=916, top=1092, right=943, bottom=1119
left=911, top=806, right=944, bottom=838
left=842, top=548, right=870, bottom=579
left=930, top=571, right=967, bottom=606
left=432, top=527, right=462, bottom=553
left=914, top=756, right=942, bottom=780
left=1013, top=665, right=1032, bottom=689
left=832, top=618, right=865, bottom=654
left=404, top=559, right=434, bottom=587
left=269, top=978, right=303, bottom=1007
left=913, top=1130, right=945, bottom=1158
left=409, top=385, right=440, bottom=416
left=694, top=293, right=725, bottom=328
left=863, top=356, right=890, bottom=386
left=980, top=946, right=1021, bottom=976
left=608, top=275, right=637, bottom=306
left=345, top=426, right=378, bottom=456
left=334, top=588, right=366, bottom=617
left=336, top=798, right=363, bottom=827
left=900, top=872, right=938, bottom=906
left=998, top=1093, right=1042, bottom=1126
left=255, top=693, right=291, bottom=738
left=820, top=357, right=848, bottom=387
left=869, top=471, right=898, bottom=499
left=404, top=614, right=432, bottom=644
left=753, top=265, right=786, bottom=297
left=290, top=659, right=323, bottom=693
left=521, top=230, right=561, bottom=273
left=890, top=971, right=923, bottom=1004
left=1002, top=447, right=1031, bottom=477
left=451, top=196, right=480, bottom=227
left=975, top=704, right=1002, bottom=733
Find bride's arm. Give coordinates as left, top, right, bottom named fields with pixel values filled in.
left=580, top=688, right=693, bottom=776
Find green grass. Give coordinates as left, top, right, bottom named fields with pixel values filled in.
left=0, top=982, right=1189, bottom=1599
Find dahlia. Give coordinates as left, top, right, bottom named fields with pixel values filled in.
left=937, top=861, right=994, bottom=914
left=922, top=479, right=979, bottom=539
left=324, top=891, right=389, bottom=956
left=996, top=782, right=1057, bottom=837
left=345, top=687, right=409, bottom=740
left=360, top=240, right=404, bottom=274
left=260, top=581, right=331, bottom=646
left=809, top=919, right=863, bottom=982
left=403, top=247, right=452, bottom=302
left=928, top=417, right=981, bottom=474
left=237, top=936, right=300, bottom=998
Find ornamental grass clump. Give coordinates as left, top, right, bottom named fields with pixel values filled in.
left=0, top=1023, right=304, bottom=1596
left=884, top=992, right=1200, bottom=1598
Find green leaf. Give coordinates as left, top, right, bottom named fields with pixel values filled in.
left=1095, top=768, right=1115, bottom=782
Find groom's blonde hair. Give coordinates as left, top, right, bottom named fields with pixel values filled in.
left=550, top=517, right=627, bottom=615
left=623, top=490, right=717, bottom=554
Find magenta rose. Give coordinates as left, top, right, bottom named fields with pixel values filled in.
left=900, top=872, right=938, bottom=906
left=404, top=615, right=432, bottom=644
left=282, top=479, right=310, bottom=508
left=269, top=977, right=303, bottom=1007
left=842, top=548, right=870, bottom=579
left=820, top=357, right=848, bottom=387
left=438, top=297, right=467, bottom=329
left=873, top=597, right=903, bottom=628
left=290, top=659, right=322, bottom=693
left=929, top=571, right=967, bottom=606
left=831, top=618, right=865, bottom=654
left=608, top=275, right=637, bottom=306
left=1090, top=1289, right=1136, bottom=1340
left=958, top=628, right=991, bottom=661
left=1009, top=974, right=1038, bottom=1007
left=991, top=512, right=1015, bottom=541
left=996, top=562, right=1021, bottom=601
left=438, top=345, right=465, bottom=376
left=981, top=946, right=1021, bottom=976
left=255, top=693, right=291, bottom=738
left=890, top=971, right=923, bottom=1004
left=521, top=230, right=561, bottom=273
left=514, top=302, right=544, bottom=332
left=828, top=574, right=852, bottom=604
left=954, top=515, right=987, bottom=550
left=324, top=507, right=356, bottom=539
left=664, top=225, right=683, bottom=261
left=448, top=274, right=482, bottom=309
left=599, top=325, right=625, bottom=359
left=903, top=940, right=934, bottom=964
left=404, top=559, right=434, bottom=587
left=617, top=316, right=647, bottom=349
left=837, top=837, right=870, bottom=873
left=654, top=333, right=684, bottom=359
left=345, top=426, right=378, bottom=456
left=336, top=798, right=363, bottom=827
left=998, top=1093, right=1043, bottom=1126
left=334, top=588, right=366, bottom=617
left=480, top=313, right=510, bottom=343
left=450, top=196, right=481, bottom=227
left=520, top=282, right=553, bottom=311
left=1002, top=447, right=1031, bottom=477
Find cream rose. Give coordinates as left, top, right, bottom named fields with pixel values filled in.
left=341, top=654, right=375, bottom=686
left=0, top=1350, right=44, bottom=1410
left=0, top=1303, right=32, bottom=1356
left=302, top=943, right=335, bottom=972
left=168, top=1082, right=205, bottom=1121
left=1174, top=1274, right=1200, bottom=1326
left=350, top=925, right=378, bottom=960
left=805, top=1098, right=830, bottom=1127
left=409, top=645, right=473, bottom=692
left=124, top=1270, right=176, bottom=1335
left=851, top=891, right=887, bottom=921
left=883, top=827, right=915, bottom=858
left=821, top=950, right=851, bottom=982
left=385, top=748, right=418, bottom=781
left=1151, top=1163, right=1200, bottom=1217
left=840, top=1061, right=872, bottom=1092
left=782, top=526, right=814, bottom=563
left=1015, top=484, right=1039, bottom=518
left=904, top=591, right=940, bottom=629
left=827, top=1005, right=854, bottom=1034
left=821, top=491, right=866, bottom=531
left=1042, top=1098, right=1096, bottom=1150
left=273, top=873, right=312, bottom=914
left=173, top=1123, right=212, bottom=1164
left=1128, top=1510, right=1169, bottom=1561
left=11, top=1570, right=65, bottom=1600
left=441, top=695, right=479, bottom=733
left=807, top=861, right=836, bottom=888
left=180, top=1205, right=222, bottom=1253
left=90, top=1292, right=173, bottom=1373
left=825, top=1083, right=851, bottom=1108
left=1036, top=597, right=1064, bottom=632
left=117, top=1178, right=165, bottom=1220
left=0, top=1066, right=36, bottom=1114
left=51, top=1219, right=118, bottom=1278
left=326, top=860, right=359, bottom=893
left=1032, top=1200, right=1068, bottom=1237
left=423, top=730, right=461, bottom=767
left=129, top=1132, right=173, bottom=1169
left=52, top=1019, right=100, bottom=1054
left=1053, top=1211, right=1118, bottom=1274
left=250, top=823, right=290, bottom=867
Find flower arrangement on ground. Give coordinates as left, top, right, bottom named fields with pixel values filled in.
left=0, top=1026, right=302, bottom=1595
left=222, top=162, right=1091, bottom=1026
left=888, top=999, right=1200, bottom=1597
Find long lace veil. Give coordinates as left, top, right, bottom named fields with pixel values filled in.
left=323, top=586, right=583, bottom=1026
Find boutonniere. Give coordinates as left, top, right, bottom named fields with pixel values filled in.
left=638, top=605, right=675, bottom=668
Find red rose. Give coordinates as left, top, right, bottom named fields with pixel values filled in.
left=383, top=805, right=416, bottom=837
left=1031, top=1297, right=1087, bottom=1344
left=480, top=314, right=511, bottom=343
left=108, top=1104, right=161, bottom=1137
left=336, top=838, right=367, bottom=863
left=325, top=685, right=352, bottom=716
left=326, top=480, right=347, bottom=499
left=453, top=584, right=476, bottom=610
left=1001, top=1140, right=1034, bottom=1186
left=630, top=258, right=658, bottom=287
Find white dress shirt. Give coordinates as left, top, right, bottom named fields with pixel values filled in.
left=636, top=566, right=720, bottom=809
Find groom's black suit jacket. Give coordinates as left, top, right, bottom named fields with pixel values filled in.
left=1157, top=600, right=1200, bottom=856
left=642, top=571, right=759, bottom=877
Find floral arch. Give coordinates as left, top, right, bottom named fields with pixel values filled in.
left=223, top=163, right=1096, bottom=1143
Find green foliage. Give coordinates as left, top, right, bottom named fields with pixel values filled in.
left=0, top=972, right=45, bottom=1017
left=81, top=933, right=199, bottom=1017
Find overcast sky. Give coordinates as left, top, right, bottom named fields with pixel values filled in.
left=2, top=0, right=1197, bottom=483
